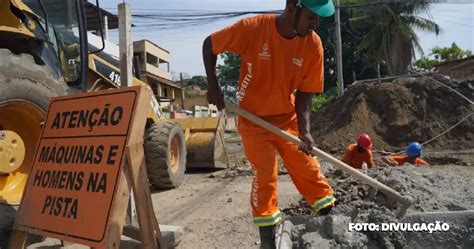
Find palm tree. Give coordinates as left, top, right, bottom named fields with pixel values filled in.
left=351, top=0, right=440, bottom=76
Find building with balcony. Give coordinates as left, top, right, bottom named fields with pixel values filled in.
left=133, top=40, right=183, bottom=110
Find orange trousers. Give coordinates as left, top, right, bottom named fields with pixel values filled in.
left=241, top=120, right=335, bottom=227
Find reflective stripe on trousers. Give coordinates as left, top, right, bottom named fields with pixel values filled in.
left=311, top=195, right=336, bottom=212
left=253, top=210, right=282, bottom=227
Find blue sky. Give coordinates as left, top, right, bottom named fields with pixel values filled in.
left=100, top=0, right=474, bottom=77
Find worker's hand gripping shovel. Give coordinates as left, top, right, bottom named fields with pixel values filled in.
left=225, top=101, right=412, bottom=218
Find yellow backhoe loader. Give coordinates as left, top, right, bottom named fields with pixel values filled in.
left=0, top=0, right=226, bottom=246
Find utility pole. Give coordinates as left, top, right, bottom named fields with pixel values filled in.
left=180, top=73, right=185, bottom=110
left=335, top=0, right=344, bottom=96
left=118, top=2, right=138, bottom=229
left=119, top=3, right=132, bottom=87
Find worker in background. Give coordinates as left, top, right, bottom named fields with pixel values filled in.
left=342, top=134, right=374, bottom=169
left=202, top=0, right=336, bottom=248
left=384, top=142, right=430, bottom=166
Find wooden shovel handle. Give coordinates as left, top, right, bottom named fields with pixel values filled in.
left=225, top=101, right=412, bottom=207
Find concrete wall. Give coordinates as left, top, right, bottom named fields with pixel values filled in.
left=437, top=58, right=474, bottom=81
left=183, top=96, right=209, bottom=110
left=225, top=115, right=238, bottom=131
left=440, top=64, right=474, bottom=81
left=192, top=105, right=218, bottom=118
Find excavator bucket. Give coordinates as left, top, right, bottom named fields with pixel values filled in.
left=174, top=115, right=228, bottom=168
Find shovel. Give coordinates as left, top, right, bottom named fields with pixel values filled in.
left=225, top=101, right=412, bottom=218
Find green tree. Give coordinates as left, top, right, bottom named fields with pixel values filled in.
left=412, top=56, right=438, bottom=71
left=311, top=92, right=336, bottom=111
left=186, top=75, right=208, bottom=89
left=217, top=51, right=241, bottom=81
left=181, top=75, right=209, bottom=98
left=431, top=42, right=473, bottom=61
left=412, top=43, right=473, bottom=71
left=351, top=0, right=440, bottom=76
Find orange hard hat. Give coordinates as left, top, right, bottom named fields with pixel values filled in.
left=357, top=134, right=372, bottom=150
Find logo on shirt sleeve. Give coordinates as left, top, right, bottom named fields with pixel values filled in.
left=258, top=43, right=271, bottom=60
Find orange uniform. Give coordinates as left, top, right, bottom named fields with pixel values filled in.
left=388, top=156, right=430, bottom=166
left=342, top=144, right=373, bottom=169
left=212, top=14, right=335, bottom=227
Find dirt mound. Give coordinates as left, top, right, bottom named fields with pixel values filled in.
left=330, top=164, right=473, bottom=212
left=311, top=76, right=474, bottom=154
left=283, top=162, right=473, bottom=216
left=282, top=161, right=474, bottom=248
left=285, top=208, right=474, bottom=249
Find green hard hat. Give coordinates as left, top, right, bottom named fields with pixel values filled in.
left=300, top=0, right=335, bottom=17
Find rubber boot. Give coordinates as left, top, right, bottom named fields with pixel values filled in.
left=259, top=225, right=276, bottom=249
left=318, top=204, right=334, bottom=216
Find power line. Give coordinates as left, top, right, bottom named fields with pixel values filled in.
left=430, top=8, right=474, bottom=14
left=102, top=1, right=473, bottom=13
left=434, top=16, right=474, bottom=27
left=101, top=3, right=472, bottom=31
left=337, top=1, right=474, bottom=8
left=124, top=10, right=280, bottom=30
left=431, top=13, right=474, bottom=20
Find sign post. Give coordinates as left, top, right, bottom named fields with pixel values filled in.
left=9, top=86, right=162, bottom=248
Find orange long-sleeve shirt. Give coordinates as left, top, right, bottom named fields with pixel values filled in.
left=388, top=156, right=430, bottom=167
left=211, top=14, right=324, bottom=135
left=342, top=144, right=373, bottom=169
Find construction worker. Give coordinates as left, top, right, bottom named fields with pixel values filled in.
left=384, top=142, right=430, bottom=166
left=342, top=134, right=374, bottom=169
left=203, top=0, right=336, bottom=248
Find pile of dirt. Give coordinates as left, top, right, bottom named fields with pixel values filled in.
left=285, top=205, right=473, bottom=249
left=284, top=162, right=473, bottom=215
left=311, top=75, right=474, bottom=154
left=281, top=161, right=474, bottom=248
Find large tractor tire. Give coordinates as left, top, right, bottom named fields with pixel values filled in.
left=0, top=49, right=68, bottom=247
left=144, top=120, right=187, bottom=189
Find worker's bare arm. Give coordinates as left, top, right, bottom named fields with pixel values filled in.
left=295, top=90, right=315, bottom=155
left=203, top=36, right=225, bottom=110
